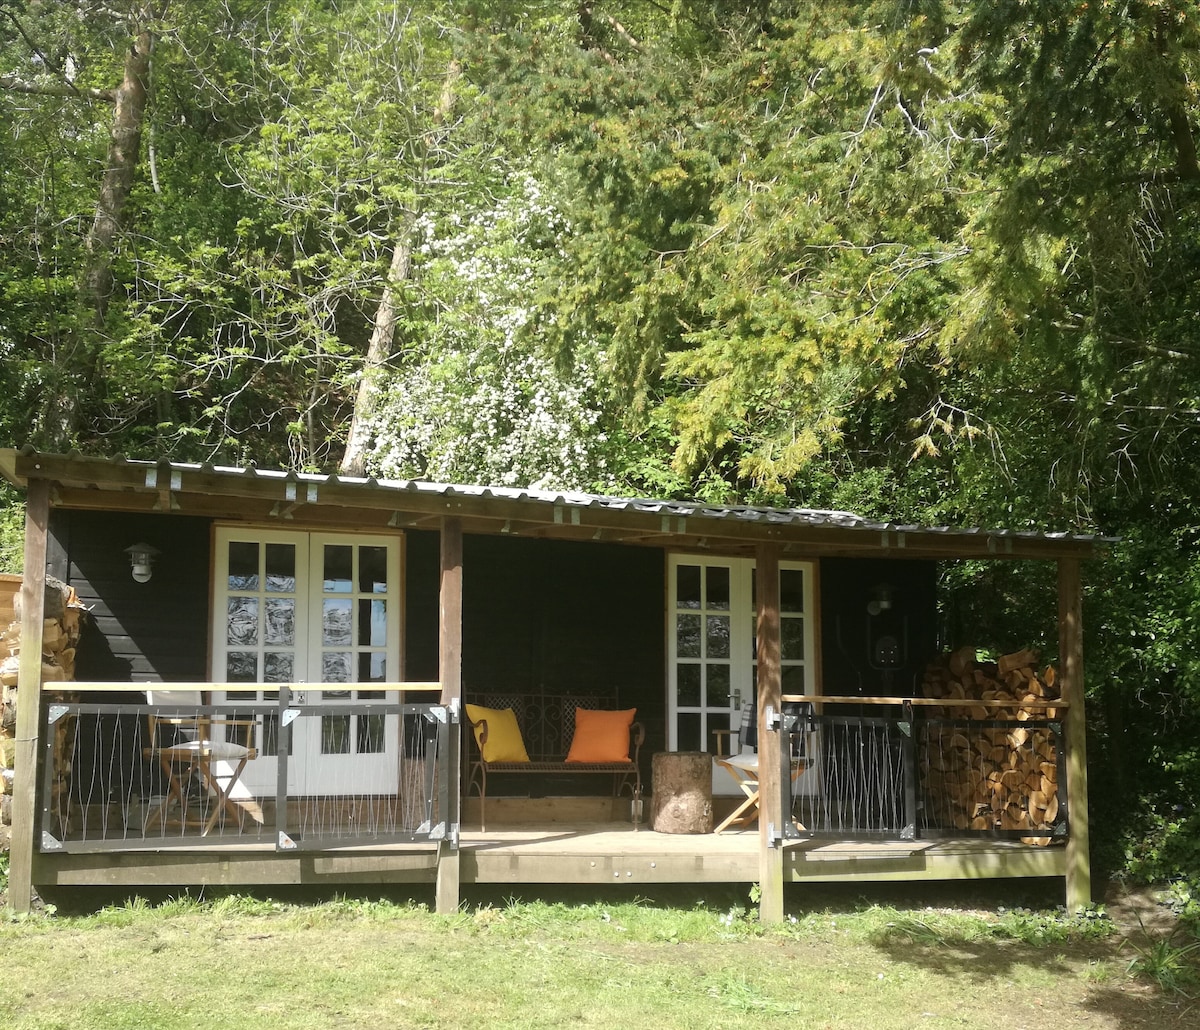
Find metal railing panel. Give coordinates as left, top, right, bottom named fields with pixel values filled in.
left=37, top=690, right=452, bottom=854
left=779, top=704, right=1069, bottom=843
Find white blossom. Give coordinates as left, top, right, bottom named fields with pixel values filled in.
left=364, top=176, right=608, bottom=491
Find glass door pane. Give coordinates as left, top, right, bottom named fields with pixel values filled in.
left=302, top=535, right=401, bottom=795
left=213, top=528, right=308, bottom=795
left=668, top=558, right=751, bottom=774
left=213, top=529, right=403, bottom=798
left=667, top=555, right=815, bottom=796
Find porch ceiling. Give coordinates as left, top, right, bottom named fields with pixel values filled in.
left=1, top=447, right=1108, bottom=560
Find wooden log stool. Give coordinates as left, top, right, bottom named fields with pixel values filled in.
left=651, top=751, right=713, bottom=834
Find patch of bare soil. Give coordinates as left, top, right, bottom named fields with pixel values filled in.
left=1104, top=880, right=1187, bottom=937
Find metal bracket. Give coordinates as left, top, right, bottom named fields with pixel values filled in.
left=277, top=831, right=298, bottom=850
left=766, top=822, right=784, bottom=848
left=281, top=708, right=300, bottom=727
left=47, top=705, right=70, bottom=725
left=553, top=505, right=581, bottom=526
left=41, top=831, right=63, bottom=852
left=901, top=823, right=916, bottom=841
left=764, top=704, right=781, bottom=731
left=430, top=705, right=448, bottom=725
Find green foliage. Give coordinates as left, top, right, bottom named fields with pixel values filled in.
left=0, top=488, right=23, bottom=573
left=1123, top=927, right=1200, bottom=996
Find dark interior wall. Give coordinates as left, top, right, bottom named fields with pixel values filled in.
left=50, top=509, right=212, bottom=683
left=463, top=536, right=665, bottom=709
left=404, top=531, right=668, bottom=758
left=402, top=530, right=441, bottom=683
left=818, top=557, right=939, bottom=697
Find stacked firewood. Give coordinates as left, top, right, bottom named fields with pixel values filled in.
left=0, top=577, right=86, bottom=828
left=920, top=646, right=1063, bottom=846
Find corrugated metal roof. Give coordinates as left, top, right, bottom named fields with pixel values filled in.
left=10, top=448, right=1108, bottom=547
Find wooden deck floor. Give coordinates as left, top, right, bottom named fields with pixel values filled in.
left=33, top=821, right=1067, bottom=890
left=460, top=824, right=1067, bottom=885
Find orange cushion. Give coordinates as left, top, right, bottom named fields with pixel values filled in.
left=465, top=704, right=530, bottom=763
left=565, top=708, right=636, bottom=763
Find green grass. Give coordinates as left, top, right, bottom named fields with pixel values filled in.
left=0, top=890, right=1192, bottom=1029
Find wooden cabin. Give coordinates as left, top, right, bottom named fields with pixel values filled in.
left=0, top=448, right=1102, bottom=920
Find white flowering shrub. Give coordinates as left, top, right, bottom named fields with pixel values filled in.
left=365, top=177, right=610, bottom=491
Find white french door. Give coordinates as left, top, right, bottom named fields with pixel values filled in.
left=667, top=555, right=815, bottom=794
left=212, top=528, right=402, bottom=796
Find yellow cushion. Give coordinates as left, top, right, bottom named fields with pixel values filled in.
left=565, top=708, right=636, bottom=763
left=465, top=704, right=530, bottom=763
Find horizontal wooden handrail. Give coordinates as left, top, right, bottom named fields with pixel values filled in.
left=782, top=693, right=1069, bottom=711
left=50, top=681, right=443, bottom=695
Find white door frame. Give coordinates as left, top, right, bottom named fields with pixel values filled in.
left=666, top=554, right=816, bottom=795
left=211, top=527, right=403, bottom=797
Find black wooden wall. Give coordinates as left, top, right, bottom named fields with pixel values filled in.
left=49, top=509, right=212, bottom=684
left=49, top=510, right=939, bottom=717
left=818, top=557, right=939, bottom=697
left=404, top=531, right=668, bottom=792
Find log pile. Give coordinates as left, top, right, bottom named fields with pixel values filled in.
left=0, top=577, right=86, bottom=828
left=919, top=646, right=1063, bottom=846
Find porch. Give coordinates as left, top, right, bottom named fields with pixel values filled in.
left=25, top=685, right=1071, bottom=898
left=1, top=448, right=1102, bottom=919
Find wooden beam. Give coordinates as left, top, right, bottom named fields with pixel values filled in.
left=10, top=451, right=1104, bottom=561
left=756, top=543, right=784, bottom=923
left=8, top=477, right=49, bottom=913
left=436, top=516, right=463, bottom=915
left=1059, top=557, right=1092, bottom=912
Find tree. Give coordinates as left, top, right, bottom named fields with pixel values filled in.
left=364, top=175, right=614, bottom=491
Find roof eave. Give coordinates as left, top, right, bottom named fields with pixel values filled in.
left=0, top=448, right=1111, bottom=560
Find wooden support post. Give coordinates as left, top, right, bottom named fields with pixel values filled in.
left=436, top=516, right=463, bottom=915
left=8, top=478, right=50, bottom=914
left=756, top=543, right=784, bottom=923
left=1059, top=557, right=1092, bottom=911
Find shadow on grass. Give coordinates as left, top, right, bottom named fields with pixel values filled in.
left=39, top=880, right=759, bottom=917
left=37, top=877, right=1055, bottom=919
left=874, top=933, right=1195, bottom=1030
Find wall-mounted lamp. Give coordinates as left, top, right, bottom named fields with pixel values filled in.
left=125, top=542, right=160, bottom=583
left=867, top=584, right=893, bottom=616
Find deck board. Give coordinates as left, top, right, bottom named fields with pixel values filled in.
left=31, top=823, right=1067, bottom=890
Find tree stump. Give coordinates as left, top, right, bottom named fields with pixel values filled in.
left=651, top=751, right=713, bottom=834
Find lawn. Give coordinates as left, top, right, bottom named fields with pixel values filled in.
left=1, top=882, right=1195, bottom=1029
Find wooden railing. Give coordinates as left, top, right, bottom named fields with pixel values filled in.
left=777, top=695, right=1069, bottom=843
left=38, top=682, right=453, bottom=854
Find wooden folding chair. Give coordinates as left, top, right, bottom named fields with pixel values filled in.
left=142, top=690, right=259, bottom=835
left=713, top=702, right=812, bottom=834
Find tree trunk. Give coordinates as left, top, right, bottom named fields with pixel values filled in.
left=81, top=20, right=156, bottom=317
left=339, top=59, right=461, bottom=477
left=339, top=223, right=415, bottom=476
left=1156, top=12, right=1200, bottom=181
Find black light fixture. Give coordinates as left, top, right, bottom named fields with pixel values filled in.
left=125, top=542, right=160, bottom=583
left=867, top=584, right=893, bottom=616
